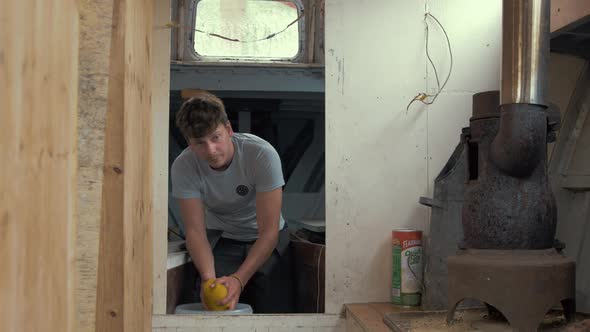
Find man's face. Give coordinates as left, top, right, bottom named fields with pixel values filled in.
left=189, top=123, right=234, bottom=170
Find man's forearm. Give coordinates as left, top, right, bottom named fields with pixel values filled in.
left=234, top=231, right=277, bottom=284
left=186, top=229, right=216, bottom=280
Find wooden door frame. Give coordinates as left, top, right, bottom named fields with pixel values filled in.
left=148, top=1, right=342, bottom=330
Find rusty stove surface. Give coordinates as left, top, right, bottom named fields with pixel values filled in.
left=445, top=91, right=576, bottom=332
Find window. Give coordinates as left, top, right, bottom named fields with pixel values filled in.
left=192, top=0, right=303, bottom=60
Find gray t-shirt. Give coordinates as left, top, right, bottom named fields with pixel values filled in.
left=171, top=133, right=285, bottom=241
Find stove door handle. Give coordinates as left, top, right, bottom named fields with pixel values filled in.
left=419, top=196, right=443, bottom=209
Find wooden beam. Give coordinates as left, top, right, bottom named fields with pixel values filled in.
left=152, top=313, right=344, bottom=330
left=95, top=0, right=154, bottom=331
left=77, top=1, right=115, bottom=331
left=152, top=0, right=172, bottom=316
left=551, top=0, right=590, bottom=33
left=96, top=0, right=125, bottom=329
left=0, top=1, right=79, bottom=332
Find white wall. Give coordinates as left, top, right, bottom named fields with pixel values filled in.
left=325, top=0, right=502, bottom=312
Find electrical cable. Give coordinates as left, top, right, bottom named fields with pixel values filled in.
left=406, top=12, right=453, bottom=111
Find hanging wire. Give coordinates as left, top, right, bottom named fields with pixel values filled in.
left=426, top=17, right=441, bottom=93
left=406, top=12, right=453, bottom=111
left=194, top=11, right=305, bottom=43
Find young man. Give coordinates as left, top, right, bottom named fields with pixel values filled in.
left=171, top=91, right=293, bottom=313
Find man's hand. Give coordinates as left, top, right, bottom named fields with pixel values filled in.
left=215, top=275, right=243, bottom=310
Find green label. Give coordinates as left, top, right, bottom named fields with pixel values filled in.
left=405, top=249, right=421, bottom=265
left=391, top=245, right=401, bottom=303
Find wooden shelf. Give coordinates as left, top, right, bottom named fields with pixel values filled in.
left=344, top=303, right=421, bottom=332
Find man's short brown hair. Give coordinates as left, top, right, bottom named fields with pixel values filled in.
left=176, top=91, right=229, bottom=139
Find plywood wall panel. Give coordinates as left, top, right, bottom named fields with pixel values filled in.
left=325, top=0, right=502, bottom=312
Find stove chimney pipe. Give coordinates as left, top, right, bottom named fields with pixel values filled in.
left=501, top=0, right=550, bottom=106
left=491, top=0, right=550, bottom=178
left=462, top=0, right=556, bottom=249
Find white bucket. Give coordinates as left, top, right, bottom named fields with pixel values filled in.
left=175, top=303, right=253, bottom=315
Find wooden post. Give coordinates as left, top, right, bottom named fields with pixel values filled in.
left=0, top=1, right=79, bottom=332
left=95, top=0, right=154, bottom=331
left=152, top=0, right=172, bottom=316
left=77, top=1, right=115, bottom=331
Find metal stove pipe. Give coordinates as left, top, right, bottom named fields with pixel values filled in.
left=501, top=0, right=550, bottom=106
left=491, top=0, right=550, bottom=178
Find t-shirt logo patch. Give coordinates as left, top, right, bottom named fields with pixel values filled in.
left=236, top=185, right=249, bottom=196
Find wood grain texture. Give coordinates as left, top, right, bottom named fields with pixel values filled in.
left=152, top=314, right=343, bottom=330
left=152, top=0, right=172, bottom=316
left=345, top=315, right=365, bottom=332
left=77, top=1, right=115, bottom=331
left=344, top=303, right=415, bottom=332
left=96, top=0, right=125, bottom=330
left=344, top=304, right=390, bottom=332
left=95, top=0, right=154, bottom=331
left=0, top=1, right=79, bottom=332
left=123, top=1, right=154, bottom=329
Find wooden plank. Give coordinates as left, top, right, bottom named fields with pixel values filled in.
left=96, top=0, right=154, bottom=331
left=77, top=1, right=115, bottom=331
left=96, top=0, right=126, bottom=328
left=314, top=327, right=345, bottom=332
left=273, top=328, right=309, bottom=332
left=345, top=316, right=365, bottom=332
left=551, top=0, right=590, bottom=33
left=152, top=314, right=342, bottom=329
left=123, top=0, right=154, bottom=330
left=152, top=0, right=172, bottom=316
left=367, top=302, right=418, bottom=317
left=344, top=304, right=390, bottom=332
left=0, top=1, right=79, bottom=332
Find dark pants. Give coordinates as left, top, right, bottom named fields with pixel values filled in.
left=197, top=228, right=295, bottom=313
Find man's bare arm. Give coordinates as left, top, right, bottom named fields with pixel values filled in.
left=178, top=198, right=216, bottom=281
left=236, top=187, right=282, bottom=284
left=217, top=187, right=282, bottom=307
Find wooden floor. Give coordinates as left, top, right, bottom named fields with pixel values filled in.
left=344, top=303, right=420, bottom=332
left=344, top=303, right=590, bottom=332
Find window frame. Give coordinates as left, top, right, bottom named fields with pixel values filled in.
left=183, top=0, right=307, bottom=63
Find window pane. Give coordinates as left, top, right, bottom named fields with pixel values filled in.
left=194, top=0, right=300, bottom=59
